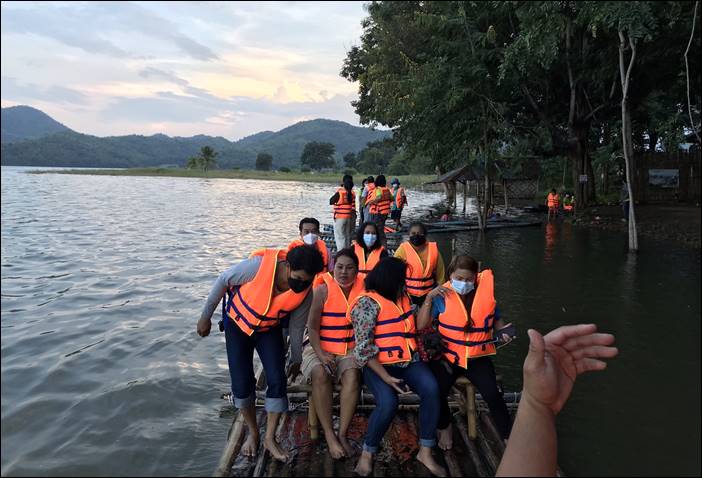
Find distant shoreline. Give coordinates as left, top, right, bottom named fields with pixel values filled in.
left=27, top=167, right=436, bottom=188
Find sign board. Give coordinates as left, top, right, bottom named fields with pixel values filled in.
left=578, top=174, right=588, bottom=183
left=648, top=169, right=679, bottom=188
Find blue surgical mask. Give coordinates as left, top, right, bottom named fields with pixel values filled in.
left=363, top=233, right=377, bottom=247
left=451, top=279, right=475, bottom=295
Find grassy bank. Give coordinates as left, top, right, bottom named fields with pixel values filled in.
left=29, top=167, right=436, bottom=188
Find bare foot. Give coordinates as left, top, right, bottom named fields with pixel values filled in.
left=264, top=437, right=289, bottom=462
left=416, top=447, right=447, bottom=477
left=339, top=435, right=357, bottom=457
left=325, top=433, right=346, bottom=459
left=437, top=425, right=453, bottom=451
left=354, top=450, right=373, bottom=476
left=242, top=432, right=259, bottom=458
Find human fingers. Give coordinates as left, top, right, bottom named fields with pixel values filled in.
left=560, top=333, right=615, bottom=351
left=543, top=324, right=598, bottom=346
left=524, top=329, right=545, bottom=371
left=574, top=357, right=611, bottom=374
left=569, top=345, right=619, bottom=361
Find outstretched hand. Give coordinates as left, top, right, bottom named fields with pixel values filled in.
left=522, top=324, right=618, bottom=415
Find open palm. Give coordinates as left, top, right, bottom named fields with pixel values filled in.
left=522, top=324, right=618, bottom=415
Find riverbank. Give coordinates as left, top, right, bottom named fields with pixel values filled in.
left=574, top=204, right=701, bottom=248
left=28, top=167, right=435, bottom=188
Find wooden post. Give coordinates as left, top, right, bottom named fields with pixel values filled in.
left=503, top=180, right=509, bottom=213
left=466, top=381, right=477, bottom=440
left=463, top=181, right=467, bottom=216
left=308, top=393, right=319, bottom=440
left=451, top=237, right=456, bottom=257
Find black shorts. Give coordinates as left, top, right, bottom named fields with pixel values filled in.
left=391, top=209, right=402, bottom=220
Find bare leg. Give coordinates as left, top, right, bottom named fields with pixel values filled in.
left=437, top=423, right=453, bottom=450
left=339, top=368, right=361, bottom=456
left=416, top=446, right=447, bottom=476
left=311, top=365, right=345, bottom=459
left=240, top=404, right=260, bottom=457
left=354, top=450, right=374, bottom=476
left=264, top=411, right=289, bottom=461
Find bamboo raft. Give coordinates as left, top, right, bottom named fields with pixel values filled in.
left=213, top=366, right=563, bottom=477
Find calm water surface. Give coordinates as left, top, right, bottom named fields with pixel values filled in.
left=1, top=167, right=700, bottom=476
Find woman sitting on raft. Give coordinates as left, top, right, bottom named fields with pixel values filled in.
left=416, top=254, right=514, bottom=449
left=302, top=248, right=364, bottom=458
left=351, top=221, right=388, bottom=280
left=349, top=257, right=446, bottom=477
left=196, top=245, right=324, bottom=461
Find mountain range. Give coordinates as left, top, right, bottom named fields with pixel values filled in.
left=0, top=105, right=391, bottom=169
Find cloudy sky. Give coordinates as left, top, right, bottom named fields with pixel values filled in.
left=1, top=1, right=368, bottom=140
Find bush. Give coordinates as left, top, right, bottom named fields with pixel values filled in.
left=301, top=167, right=311, bottom=173
left=278, top=166, right=291, bottom=173
left=343, top=168, right=357, bottom=175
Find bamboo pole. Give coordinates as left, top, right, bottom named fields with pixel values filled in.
left=480, top=412, right=506, bottom=455
left=465, top=381, right=478, bottom=440
left=213, top=412, right=246, bottom=477
left=463, top=181, right=467, bottom=216
left=476, top=419, right=500, bottom=474
left=455, top=418, right=488, bottom=477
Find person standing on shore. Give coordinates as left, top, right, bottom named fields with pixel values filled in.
left=366, top=175, right=393, bottom=246
left=390, top=178, right=407, bottom=230
left=329, top=174, right=356, bottom=251
left=546, top=189, right=560, bottom=221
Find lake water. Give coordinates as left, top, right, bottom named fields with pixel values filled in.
left=1, top=166, right=700, bottom=476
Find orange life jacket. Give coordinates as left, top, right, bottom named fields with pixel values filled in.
left=394, top=187, right=407, bottom=209
left=563, top=203, right=574, bottom=211
left=347, top=291, right=416, bottom=364
left=225, top=249, right=311, bottom=336
left=399, top=241, right=439, bottom=297
left=352, top=242, right=385, bottom=279
left=369, top=186, right=393, bottom=216
left=333, top=187, right=356, bottom=219
left=317, top=272, right=364, bottom=355
left=547, top=193, right=560, bottom=208
left=364, top=183, right=376, bottom=206
left=437, top=271, right=497, bottom=367
left=287, top=238, right=329, bottom=270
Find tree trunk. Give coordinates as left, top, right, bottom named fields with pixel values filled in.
left=619, top=30, right=639, bottom=252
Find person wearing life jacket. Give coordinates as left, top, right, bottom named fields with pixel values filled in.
left=416, top=255, right=514, bottom=450
left=546, top=188, right=560, bottom=220
left=351, top=221, right=388, bottom=280
left=366, top=175, right=393, bottom=246
left=287, top=217, right=333, bottom=272
left=361, top=176, right=375, bottom=226
left=302, top=248, right=364, bottom=459
left=196, top=245, right=325, bottom=461
left=394, top=222, right=445, bottom=308
left=390, top=178, right=408, bottom=230
left=329, top=174, right=356, bottom=251
left=563, top=193, right=575, bottom=214
left=348, top=257, right=445, bottom=477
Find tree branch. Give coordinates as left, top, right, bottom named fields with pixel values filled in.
left=685, top=0, right=701, bottom=144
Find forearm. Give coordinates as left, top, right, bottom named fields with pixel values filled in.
left=366, top=358, right=391, bottom=382
left=288, top=293, right=313, bottom=364
left=199, top=271, right=230, bottom=321
left=496, top=396, right=557, bottom=477
left=416, top=299, right=433, bottom=329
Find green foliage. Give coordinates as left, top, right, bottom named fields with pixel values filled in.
left=186, top=146, right=218, bottom=171
left=343, top=152, right=358, bottom=169
left=255, top=152, right=273, bottom=171
left=300, top=141, right=336, bottom=170
left=278, top=166, right=291, bottom=172
left=300, top=167, right=311, bottom=173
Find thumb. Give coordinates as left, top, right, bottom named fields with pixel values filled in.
left=525, top=328, right=545, bottom=369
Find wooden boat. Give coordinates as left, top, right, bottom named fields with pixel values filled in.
left=213, top=367, right=563, bottom=477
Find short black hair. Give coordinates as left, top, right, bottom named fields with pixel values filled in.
left=375, top=175, right=387, bottom=187
left=299, top=217, right=320, bottom=232
left=367, top=176, right=375, bottom=183
left=364, top=257, right=407, bottom=301
left=408, top=221, right=427, bottom=235
left=287, top=245, right=325, bottom=276
left=355, top=221, right=381, bottom=251
left=551, top=188, right=557, bottom=193
left=334, top=247, right=359, bottom=269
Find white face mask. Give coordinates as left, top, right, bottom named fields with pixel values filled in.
left=451, top=279, right=475, bottom=295
left=303, top=232, right=318, bottom=245
left=363, top=233, right=377, bottom=247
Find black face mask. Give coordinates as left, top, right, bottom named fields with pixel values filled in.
left=409, top=234, right=426, bottom=246
left=288, top=277, right=312, bottom=293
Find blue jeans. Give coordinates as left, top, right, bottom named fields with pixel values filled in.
left=362, top=361, right=439, bottom=452
left=224, top=316, right=288, bottom=413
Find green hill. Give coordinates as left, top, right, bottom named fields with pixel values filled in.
left=1, top=105, right=72, bottom=143
left=0, top=106, right=392, bottom=169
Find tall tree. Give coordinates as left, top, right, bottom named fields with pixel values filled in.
left=198, top=146, right=218, bottom=172
left=255, top=152, right=273, bottom=171
left=300, top=141, right=336, bottom=170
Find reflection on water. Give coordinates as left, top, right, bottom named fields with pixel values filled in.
left=1, top=167, right=700, bottom=476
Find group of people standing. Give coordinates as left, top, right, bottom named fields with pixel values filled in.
left=331, top=174, right=407, bottom=252
left=546, top=189, right=577, bottom=220
left=196, top=178, right=618, bottom=477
